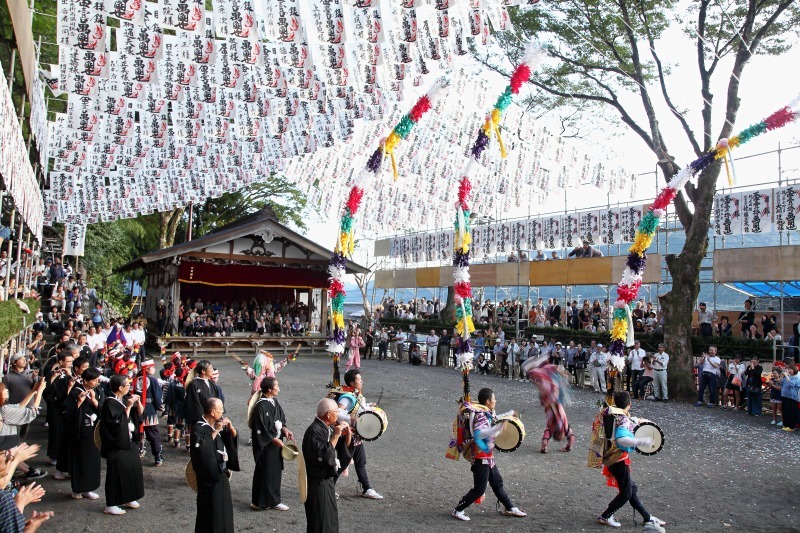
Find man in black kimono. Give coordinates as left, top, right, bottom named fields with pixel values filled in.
left=65, top=367, right=105, bottom=500
left=303, top=398, right=349, bottom=533
left=44, top=347, right=76, bottom=477
left=250, top=377, right=294, bottom=511
left=190, top=398, right=239, bottom=533
left=100, top=374, right=145, bottom=516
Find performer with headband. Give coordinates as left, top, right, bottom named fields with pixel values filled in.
left=522, top=357, right=575, bottom=454
left=334, top=369, right=383, bottom=500
left=133, top=358, right=164, bottom=466
left=451, top=387, right=526, bottom=522
left=596, top=391, right=665, bottom=530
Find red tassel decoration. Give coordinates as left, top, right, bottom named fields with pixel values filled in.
left=458, top=177, right=472, bottom=208
left=328, top=279, right=345, bottom=296
left=409, top=96, right=432, bottom=122
left=346, top=186, right=364, bottom=214
left=510, top=64, right=532, bottom=93
left=764, top=107, right=797, bottom=131
left=651, top=188, right=677, bottom=210
left=617, top=280, right=643, bottom=302
left=455, top=282, right=472, bottom=299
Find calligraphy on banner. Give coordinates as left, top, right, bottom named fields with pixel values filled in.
left=63, top=223, right=87, bottom=256
left=383, top=205, right=643, bottom=263
left=713, top=188, right=784, bottom=236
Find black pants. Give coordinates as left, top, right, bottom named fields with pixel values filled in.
left=378, top=342, right=387, bottom=360
left=337, top=442, right=370, bottom=492
left=699, top=323, right=713, bottom=337
left=630, top=369, right=643, bottom=393
left=633, top=376, right=653, bottom=399
left=783, top=398, right=799, bottom=430
left=601, top=460, right=651, bottom=522
left=455, top=461, right=513, bottom=512
left=142, top=425, right=163, bottom=460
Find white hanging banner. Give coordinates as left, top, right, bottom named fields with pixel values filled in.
left=63, top=223, right=87, bottom=256
left=713, top=192, right=742, bottom=236
left=775, top=185, right=800, bottom=232
left=740, top=190, right=772, bottom=235
left=619, top=205, right=643, bottom=243
left=561, top=213, right=579, bottom=249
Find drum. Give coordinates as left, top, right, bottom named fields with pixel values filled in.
left=356, top=407, right=388, bottom=441
left=633, top=421, right=664, bottom=456
left=494, top=416, right=526, bottom=452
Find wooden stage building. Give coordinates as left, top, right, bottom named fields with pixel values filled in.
left=117, top=207, right=368, bottom=357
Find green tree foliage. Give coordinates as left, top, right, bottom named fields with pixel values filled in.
left=182, top=174, right=309, bottom=241
left=481, top=0, right=799, bottom=398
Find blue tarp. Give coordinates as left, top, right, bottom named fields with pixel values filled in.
left=730, top=281, right=800, bottom=298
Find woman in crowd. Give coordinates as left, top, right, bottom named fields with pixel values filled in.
left=780, top=364, right=800, bottom=432
left=717, top=316, right=733, bottom=336
left=632, top=356, right=654, bottom=400
left=591, top=300, right=602, bottom=328
left=722, top=356, right=745, bottom=410
left=0, top=379, right=47, bottom=479
left=65, top=367, right=105, bottom=500
left=26, top=331, right=46, bottom=361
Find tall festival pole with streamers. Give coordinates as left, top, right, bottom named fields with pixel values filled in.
left=608, top=99, right=800, bottom=362
left=452, top=45, right=544, bottom=402
left=327, top=80, right=447, bottom=386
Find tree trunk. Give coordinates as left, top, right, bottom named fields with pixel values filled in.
left=440, top=285, right=456, bottom=324
left=158, top=208, right=185, bottom=249
left=660, top=161, right=721, bottom=400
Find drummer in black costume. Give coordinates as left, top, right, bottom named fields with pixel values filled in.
left=335, top=369, right=383, bottom=500
left=597, top=391, right=666, bottom=530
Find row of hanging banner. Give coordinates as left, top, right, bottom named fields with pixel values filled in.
left=713, top=186, right=800, bottom=236
left=41, top=0, right=542, bottom=225
left=0, top=61, right=44, bottom=240
left=382, top=205, right=647, bottom=263
left=284, top=65, right=638, bottom=235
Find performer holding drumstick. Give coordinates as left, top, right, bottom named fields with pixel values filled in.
left=597, top=391, right=666, bottom=531
left=451, top=387, right=526, bottom=522
left=334, top=369, right=383, bottom=500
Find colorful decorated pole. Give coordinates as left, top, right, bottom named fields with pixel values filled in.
left=608, top=98, right=800, bottom=358
left=327, top=79, right=447, bottom=385
left=453, top=45, right=544, bottom=402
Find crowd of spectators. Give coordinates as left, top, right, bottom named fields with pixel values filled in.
left=176, top=298, right=313, bottom=337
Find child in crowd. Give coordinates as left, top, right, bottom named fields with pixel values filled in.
left=769, top=368, right=782, bottom=426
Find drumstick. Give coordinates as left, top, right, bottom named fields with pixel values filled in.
left=375, top=386, right=384, bottom=407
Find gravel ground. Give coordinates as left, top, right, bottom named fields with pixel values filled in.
left=22, top=354, right=799, bottom=532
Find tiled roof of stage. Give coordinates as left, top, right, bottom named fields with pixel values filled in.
left=115, top=206, right=369, bottom=275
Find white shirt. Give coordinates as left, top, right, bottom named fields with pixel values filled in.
left=89, top=333, right=105, bottom=351
left=507, top=344, right=520, bottom=364
left=653, top=351, right=670, bottom=370
left=702, top=355, right=721, bottom=375
left=589, top=351, right=607, bottom=368
left=132, top=329, right=146, bottom=345
left=628, top=348, right=646, bottom=371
